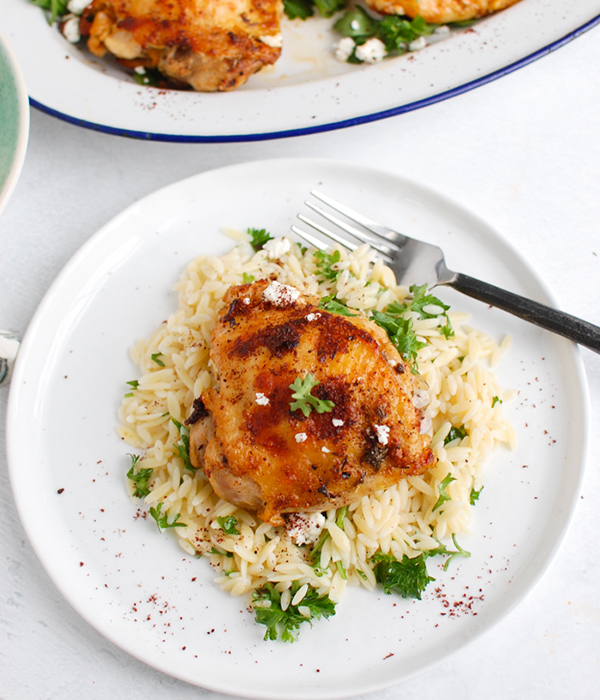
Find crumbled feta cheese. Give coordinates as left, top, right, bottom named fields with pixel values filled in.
left=259, top=33, right=283, bottom=48
left=243, top=297, right=251, bottom=305
left=285, top=512, right=326, bottom=546
left=409, top=36, right=427, bottom=52
left=434, top=25, right=451, bottom=36
left=295, top=432, right=308, bottom=443
left=134, top=66, right=146, bottom=75
left=355, top=37, right=387, bottom=64
left=305, top=313, right=321, bottom=322
left=264, top=237, right=291, bottom=260
left=373, top=424, right=390, bottom=445
left=332, top=418, right=344, bottom=427
left=321, top=446, right=330, bottom=453
left=255, top=393, right=269, bottom=406
left=335, top=37, right=356, bottom=63
left=263, top=281, right=300, bottom=306
left=67, top=0, right=90, bottom=14
left=62, top=16, right=81, bottom=43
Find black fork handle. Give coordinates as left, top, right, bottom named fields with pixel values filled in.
left=447, top=273, right=600, bottom=354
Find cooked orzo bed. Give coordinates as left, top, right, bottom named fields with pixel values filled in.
left=117, top=231, right=515, bottom=641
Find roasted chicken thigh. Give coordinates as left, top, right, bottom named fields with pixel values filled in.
left=80, top=0, right=282, bottom=91
left=188, top=279, right=436, bottom=525
left=364, top=0, right=521, bottom=24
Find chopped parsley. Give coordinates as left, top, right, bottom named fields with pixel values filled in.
left=371, top=310, right=426, bottom=367
left=252, top=581, right=336, bottom=642
left=30, top=0, right=68, bottom=24
left=492, top=395, right=502, bottom=407
left=248, top=227, right=273, bottom=252
left=334, top=7, right=438, bottom=63
left=242, top=272, right=255, bottom=284
left=283, top=0, right=345, bottom=20
left=470, top=484, right=484, bottom=505
left=444, top=425, right=468, bottom=445
left=435, top=534, right=472, bottom=571
left=149, top=502, right=186, bottom=531
left=217, top=515, right=240, bottom=536
left=170, top=417, right=193, bottom=471
left=371, top=534, right=472, bottom=598
left=150, top=352, right=165, bottom=367
left=394, top=284, right=453, bottom=338
left=433, top=473, right=456, bottom=511
left=318, top=295, right=357, bottom=316
left=370, top=286, right=452, bottom=368
left=124, top=379, right=139, bottom=398
left=289, top=373, right=334, bottom=417
left=132, top=67, right=163, bottom=87
left=371, top=551, right=435, bottom=600
left=314, top=249, right=342, bottom=281
left=126, top=454, right=154, bottom=498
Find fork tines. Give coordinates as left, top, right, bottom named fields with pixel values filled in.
left=292, top=190, right=398, bottom=260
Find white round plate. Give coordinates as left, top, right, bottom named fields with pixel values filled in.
left=1, top=1, right=599, bottom=141
left=6, top=159, right=589, bottom=698
left=0, top=30, right=29, bottom=217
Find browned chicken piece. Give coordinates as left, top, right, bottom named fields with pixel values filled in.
left=79, top=0, right=282, bottom=92
left=188, top=279, right=436, bottom=526
left=364, top=0, right=521, bottom=25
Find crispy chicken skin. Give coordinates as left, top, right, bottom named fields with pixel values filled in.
left=364, top=0, right=521, bottom=24
left=188, top=280, right=436, bottom=525
left=80, top=0, right=282, bottom=91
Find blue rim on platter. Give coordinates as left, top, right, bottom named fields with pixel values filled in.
left=30, top=14, right=600, bottom=143
left=2, top=1, right=599, bottom=142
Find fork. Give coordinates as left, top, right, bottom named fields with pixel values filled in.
left=291, top=190, right=600, bottom=354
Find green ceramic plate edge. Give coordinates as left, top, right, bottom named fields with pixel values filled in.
left=0, top=31, right=29, bottom=216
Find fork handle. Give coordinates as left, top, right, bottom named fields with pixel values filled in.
left=448, top=273, right=600, bottom=353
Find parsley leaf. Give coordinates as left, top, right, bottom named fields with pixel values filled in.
left=334, top=7, right=438, bottom=61
left=444, top=425, right=468, bottom=445
left=151, top=352, right=165, bottom=367
left=217, top=515, right=240, bottom=536
left=149, top=502, right=186, bottom=531
left=289, top=373, right=334, bottom=417
left=314, top=249, right=342, bottom=281
left=470, top=484, right=484, bottom=505
left=283, top=0, right=345, bottom=20
left=126, top=454, right=154, bottom=498
left=371, top=310, right=426, bottom=367
left=371, top=552, right=435, bottom=600
left=242, top=272, right=255, bottom=284
left=252, top=581, right=336, bottom=642
left=393, top=284, right=454, bottom=338
left=248, top=228, right=273, bottom=252
left=283, top=0, right=315, bottom=19
left=132, top=67, right=163, bottom=87
left=170, top=417, right=194, bottom=470
left=314, top=0, right=346, bottom=17
left=433, top=473, right=456, bottom=511
left=31, top=0, right=69, bottom=24
left=435, top=534, right=472, bottom=571
left=318, top=295, right=358, bottom=316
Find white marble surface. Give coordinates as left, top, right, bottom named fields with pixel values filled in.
left=1, top=20, right=600, bottom=700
